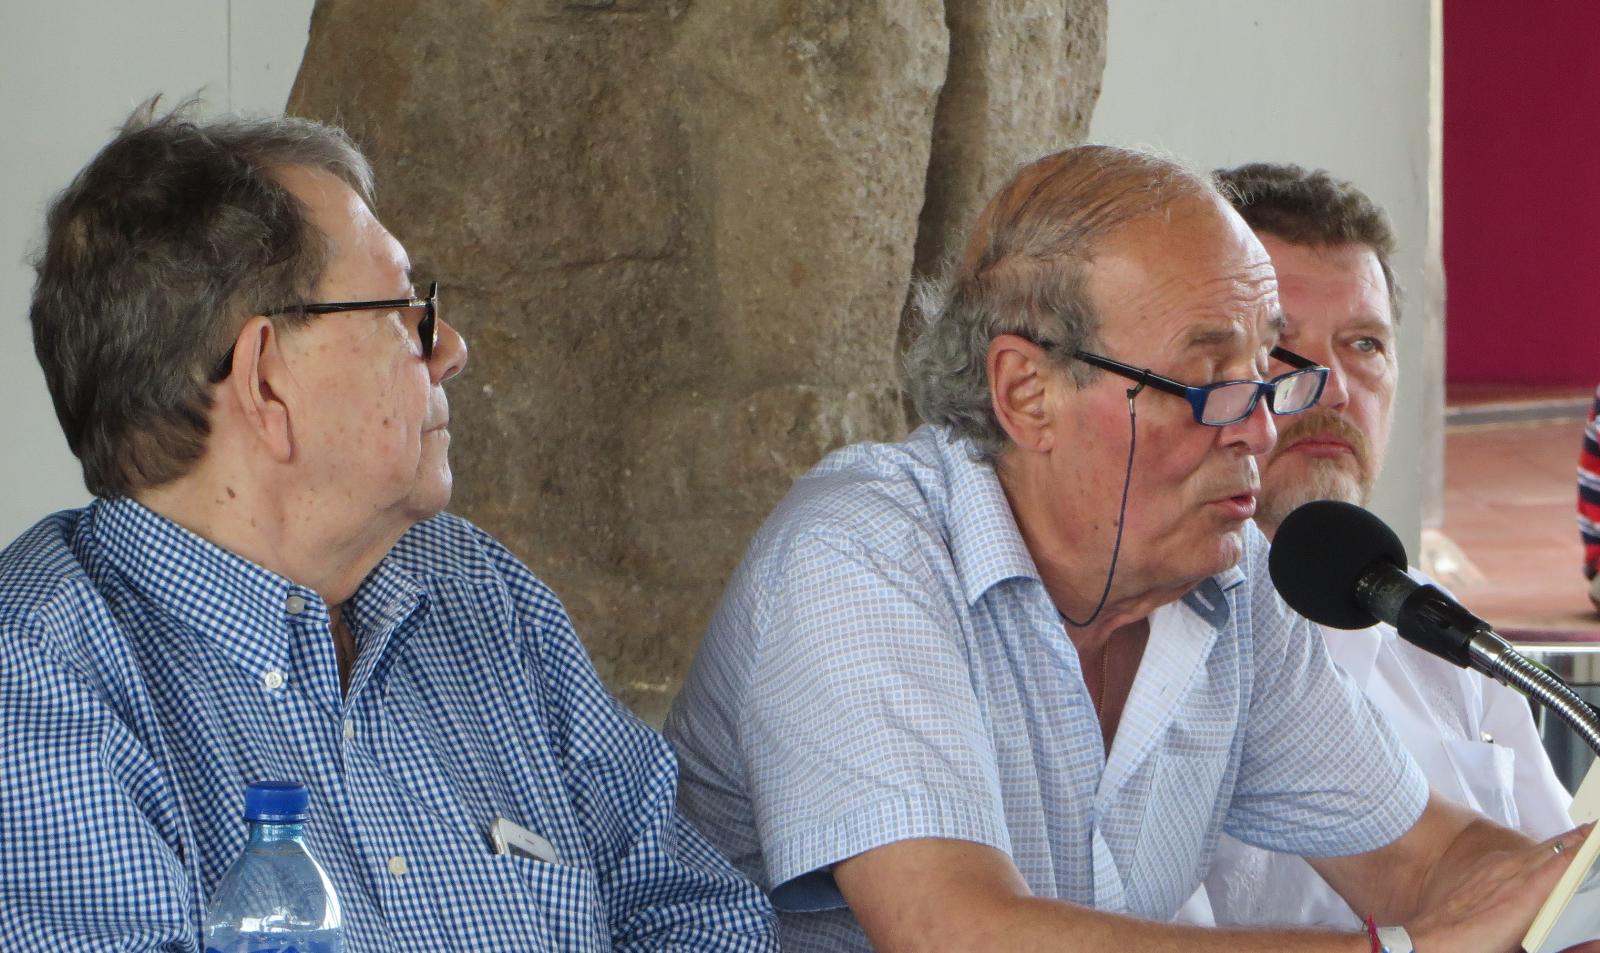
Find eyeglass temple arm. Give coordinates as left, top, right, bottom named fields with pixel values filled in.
left=1270, top=345, right=1319, bottom=370
left=1073, top=349, right=1174, bottom=397
left=262, top=282, right=435, bottom=317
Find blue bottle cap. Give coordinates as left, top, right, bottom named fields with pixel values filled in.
left=243, top=780, right=310, bottom=823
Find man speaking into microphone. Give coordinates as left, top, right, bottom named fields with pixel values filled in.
left=1190, top=162, right=1574, bottom=930
left=668, top=145, right=1595, bottom=953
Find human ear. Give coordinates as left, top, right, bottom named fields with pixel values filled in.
left=222, top=316, right=295, bottom=464
left=987, top=334, right=1057, bottom=454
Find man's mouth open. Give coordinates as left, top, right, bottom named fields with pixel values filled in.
left=1210, top=492, right=1258, bottom=520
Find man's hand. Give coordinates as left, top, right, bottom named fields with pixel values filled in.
left=1311, top=791, right=1599, bottom=953
left=1408, top=826, right=1595, bottom=953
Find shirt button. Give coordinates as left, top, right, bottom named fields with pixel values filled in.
left=285, top=594, right=307, bottom=615
left=342, top=720, right=355, bottom=741
left=263, top=670, right=285, bottom=690
left=388, top=855, right=408, bottom=877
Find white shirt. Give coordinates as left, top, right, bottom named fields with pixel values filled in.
left=1186, top=604, right=1574, bottom=930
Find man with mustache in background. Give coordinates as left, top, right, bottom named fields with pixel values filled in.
left=1193, top=161, right=1574, bottom=930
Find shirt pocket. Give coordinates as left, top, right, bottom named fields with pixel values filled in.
left=503, top=855, right=612, bottom=951
left=1441, top=737, right=1520, bottom=829
left=1132, top=749, right=1229, bottom=917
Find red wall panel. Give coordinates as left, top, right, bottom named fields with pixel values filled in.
left=1445, top=2, right=1600, bottom=388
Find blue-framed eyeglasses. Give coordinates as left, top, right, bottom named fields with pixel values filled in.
left=1039, top=343, right=1329, bottom=426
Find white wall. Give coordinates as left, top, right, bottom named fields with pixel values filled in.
left=1091, top=0, right=1439, bottom=554
left=0, top=0, right=315, bottom=546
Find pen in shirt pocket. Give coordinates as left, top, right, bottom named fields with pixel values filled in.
left=487, top=816, right=561, bottom=864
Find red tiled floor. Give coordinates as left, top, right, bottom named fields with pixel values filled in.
left=1441, top=418, right=1598, bottom=634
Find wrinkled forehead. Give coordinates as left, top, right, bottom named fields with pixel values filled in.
left=1085, top=197, right=1282, bottom=355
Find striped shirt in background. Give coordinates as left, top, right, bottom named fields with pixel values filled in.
left=1581, top=384, right=1600, bottom=584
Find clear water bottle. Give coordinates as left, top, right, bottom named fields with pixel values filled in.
left=203, top=780, right=343, bottom=953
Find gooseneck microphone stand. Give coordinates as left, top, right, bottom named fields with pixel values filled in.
left=1277, top=499, right=1600, bottom=760
left=1466, top=631, right=1600, bottom=757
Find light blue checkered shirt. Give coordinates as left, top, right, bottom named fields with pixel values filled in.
left=0, top=498, right=776, bottom=952
left=665, top=425, right=1428, bottom=952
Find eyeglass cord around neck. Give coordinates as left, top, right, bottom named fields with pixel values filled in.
left=1058, top=381, right=1143, bottom=629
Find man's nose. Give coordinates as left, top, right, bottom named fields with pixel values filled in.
left=1224, top=391, right=1277, bottom=456
left=430, top=318, right=469, bottom=384
left=1316, top=356, right=1350, bottom=410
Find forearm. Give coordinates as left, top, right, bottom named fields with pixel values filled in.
left=839, top=839, right=1371, bottom=953
left=935, top=895, right=1370, bottom=953
left=1312, top=791, right=1533, bottom=924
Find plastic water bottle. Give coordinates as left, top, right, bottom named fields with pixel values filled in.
left=203, top=780, right=343, bottom=953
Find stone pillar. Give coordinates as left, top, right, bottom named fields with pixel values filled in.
left=900, top=0, right=1109, bottom=361
left=290, top=0, right=1104, bottom=723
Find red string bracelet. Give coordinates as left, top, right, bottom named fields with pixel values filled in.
left=1364, top=915, right=1384, bottom=953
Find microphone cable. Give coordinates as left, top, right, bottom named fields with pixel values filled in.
left=1059, top=380, right=1144, bottom=628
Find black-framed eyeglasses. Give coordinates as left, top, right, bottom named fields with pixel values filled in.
left=208, top=281, right=440, bottom=382
left=1039, top=343, right=1328, bottom=426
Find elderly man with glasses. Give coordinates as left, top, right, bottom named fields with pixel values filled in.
left=0, top=104, right=776, bottom=951
left=665, top=145, right=1594, bottom=953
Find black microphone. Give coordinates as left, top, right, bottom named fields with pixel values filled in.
left=1269, top=499, right=1600, bottom=756
left=1269, top=499, right=1485, bottom=668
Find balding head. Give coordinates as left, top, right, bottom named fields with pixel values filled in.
left=906, top=145, right=1226, bottom=461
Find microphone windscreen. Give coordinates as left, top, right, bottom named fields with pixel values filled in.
left=1268, top=500, right=1409, bottom=630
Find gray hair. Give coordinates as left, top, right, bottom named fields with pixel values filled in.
left=29, top=98, right=374, bottom=498
left=904, top=145, right=1217, bottom=462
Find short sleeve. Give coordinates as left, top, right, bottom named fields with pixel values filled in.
left=742, top=531, right=1012, bottom=911
left=1225, top=573, right=1429, bottom=858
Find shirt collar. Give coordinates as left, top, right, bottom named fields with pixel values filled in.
left=89, top=498, right=308, bottom=679
left=86, top=497, right=425, bottom=684
left=342, top=551, right=428, bottom=695
left=931, top=428, right=1040, bottom=605
left=931, top=427, right=1248, bottom=614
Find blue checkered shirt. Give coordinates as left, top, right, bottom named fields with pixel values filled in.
left=0, top=498, right=776, bottom=952
left=665, top=425, right=1429, bottom=953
